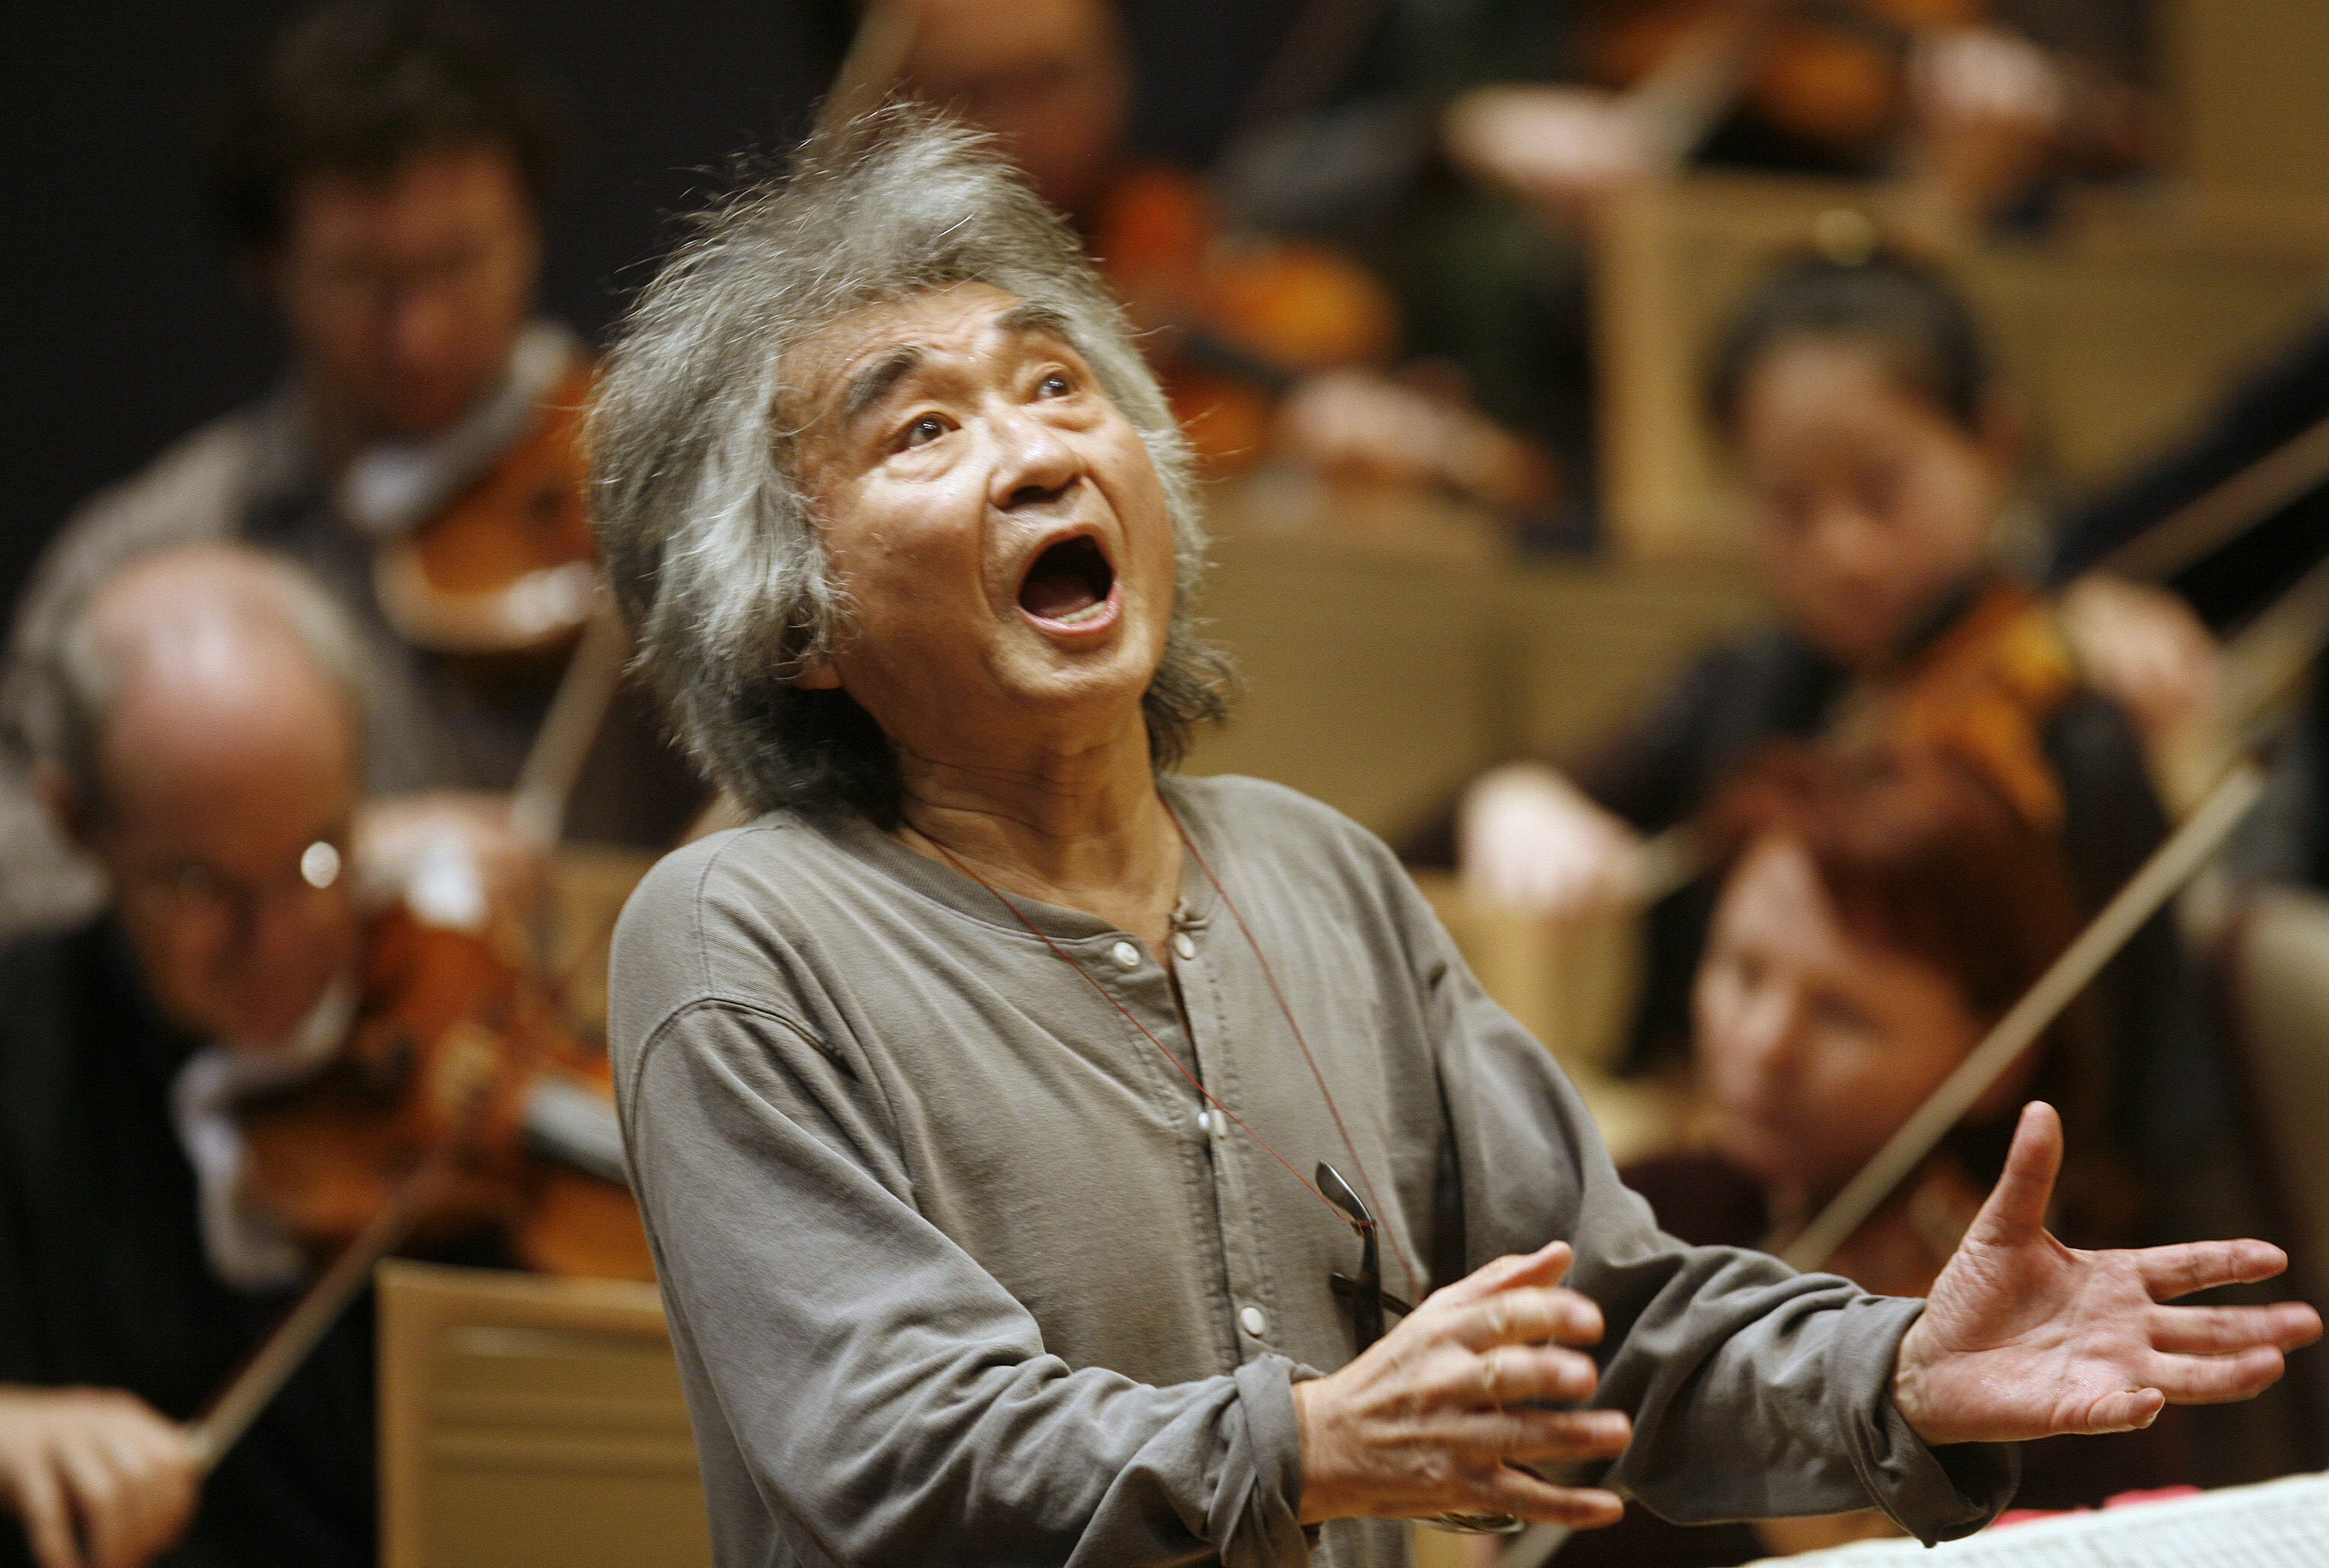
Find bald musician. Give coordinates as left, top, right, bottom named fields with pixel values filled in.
left=0, top=547, right=381, bottom=1568
left=586, top=107, right=2319, bottom=1568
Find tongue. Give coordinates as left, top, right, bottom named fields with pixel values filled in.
left=1021, top=568, right=1100, bottom=621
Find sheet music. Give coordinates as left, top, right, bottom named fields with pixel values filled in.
left=1747, top=1471, right=2329, bottom=1566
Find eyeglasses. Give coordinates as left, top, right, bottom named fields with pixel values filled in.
left=1318, top=1161, right=1410, bottom=1350
left=1319, top=1161, right=1524, bottom=1538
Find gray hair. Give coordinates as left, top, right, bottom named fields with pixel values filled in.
left=18, top=543, right=370, bottom=821
left=588, top=103, right=1233, bottom=824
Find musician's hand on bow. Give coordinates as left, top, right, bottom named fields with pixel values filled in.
left=1292, top=1241, right=1632, bottom=1527
left=2056, top=575, right=2223, bottom=769
left=0, top=1386, right=197, bottom=1568
left=1444, top=85, right=1655, bottom=217
left=1891, top=1102, right=2321, bottom=1447
left=1460, top=763, right=1642, bottom=923
left=356, top=790, right=550, bottom=933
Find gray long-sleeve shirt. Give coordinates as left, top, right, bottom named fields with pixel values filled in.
left=608, top=773, right=2012, bottom=1567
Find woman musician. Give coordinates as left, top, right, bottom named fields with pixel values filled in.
left=1413, top=250, right=2239, bottom=1245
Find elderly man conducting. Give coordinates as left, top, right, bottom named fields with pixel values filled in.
left=591, top=110, right=2318, bottom=1568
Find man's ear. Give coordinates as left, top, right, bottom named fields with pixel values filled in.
left=32, top=761, right=98, bottom=856
left=793, top=660, right=843, bottom=691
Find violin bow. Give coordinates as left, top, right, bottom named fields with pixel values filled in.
left=816, top=0, right=920, bottom=136
left=1779, top=544, right=2329, bottom=1272
left=1777, top=754, right=2265, bottom=1271
left=180, top=1139, right=463, bottom=1473
left=508, top=601, right=629, bottom=850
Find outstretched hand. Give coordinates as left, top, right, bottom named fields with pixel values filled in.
left=1893, top=1103, right=2321, bottom=1447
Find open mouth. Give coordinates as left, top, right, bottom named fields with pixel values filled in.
left=1017, top=535, right=1116, bottom=626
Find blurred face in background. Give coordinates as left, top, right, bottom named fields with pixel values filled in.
left=1731, top=338, right=2012, bottom=671
left=270, top=141, right=541, bottom=443
left=898, top=0, right=1132, bottom=219
left=78, top=652, right=362, bottom=1053
left=1692, top=833, right=1986, bottom=1203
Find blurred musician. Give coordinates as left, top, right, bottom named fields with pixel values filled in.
left=1568, top=746, right=2184, bottom=1565
left=1425, top=252, right=2232, bottom=1229
left=884, top=0, right=1557, bottom=515
left=0, top=0, right=697, bottom=945
left=0, top=547, right=379, bottom=1568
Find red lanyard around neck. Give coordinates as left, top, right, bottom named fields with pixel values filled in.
left=922, top=802, right=1420, bottom=1301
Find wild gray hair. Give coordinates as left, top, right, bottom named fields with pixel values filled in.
left=14, top=543, right=369, bottom=822
left=588, top=103, right=1233, bottom=824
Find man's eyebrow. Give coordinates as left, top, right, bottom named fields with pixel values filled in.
left=840, top=345, right=924, bottom=425
left=996, top=301, right=1077, bottom=343
left=834, top=303, right=1081, bottom=427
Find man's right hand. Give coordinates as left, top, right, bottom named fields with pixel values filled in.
left=0, top=1387, right=196, bottom=1568
left=1458, top=763, right=1644, bottom=922
left=1292, top=1241, right=1632, bottom=1526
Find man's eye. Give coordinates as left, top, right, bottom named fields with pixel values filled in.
left=1037, top=371, right=1073, bottom=398
left=902, top=415, right=949, bottom=448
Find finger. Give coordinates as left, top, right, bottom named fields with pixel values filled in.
left=2136, top=1238, right=2295, bottom=1301
left=1491, top=1407, right=1633, bottom=1465
left=2072, top=1388, right=2165, bottom=1434
left=12, top=1460, right=87, bottom=1568
left=50, top=1442, right=130, bottom=1568
left=1429, top=1243, right=1574, bottom=1312
left=1451, top=1285, right=1604, bottom=1352
left=1966, top=1102, right=2060, bottom=1248
left=105, top=1428, right=195, bottom=1566
left=2149, top=1300, right=2324, bottom=1356
left=1461, top=1343, right=1603, bottom=1408
left=1474, top=1468, right=1626, bottom=1530
left=2146, top=1345, right=2295, bottom=1407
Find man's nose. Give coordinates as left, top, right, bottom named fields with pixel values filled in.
left=987, top=406, right=1080, bottom=511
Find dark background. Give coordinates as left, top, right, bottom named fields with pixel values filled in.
left=1, top=0, right=1306, bottom=620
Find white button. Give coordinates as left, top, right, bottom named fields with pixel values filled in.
left=1172, top=931, right=1197, bottom=961
left=1201, top=1109, right=1224, bottom=1136
left=1239, top=1305, right=1268, bottom=1337
left=1109, top=939, right=1141, bottom=970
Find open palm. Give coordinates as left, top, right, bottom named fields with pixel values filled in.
left=1891, top=1102, right=2321, bottom=1448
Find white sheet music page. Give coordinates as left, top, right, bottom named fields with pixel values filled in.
left=1745, top=1471, right=2329, bottom=1566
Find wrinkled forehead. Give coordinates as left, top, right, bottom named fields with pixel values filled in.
left=783, top=280, right=1076, bottom=429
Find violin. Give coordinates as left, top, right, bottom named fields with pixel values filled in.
left=1092, top=163, right=1399, bottom=472
left=234, top=900, right=652, bottom=1284
left=371, top=356, right=601, bottom=663
left=1831, top=577, right=2079, bottom=830
left=1581, top=0, right=1989, bottom=161
left=179, top=896, right=652, bottom=1475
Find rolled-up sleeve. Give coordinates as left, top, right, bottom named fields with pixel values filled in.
left=621, top=996, right=1313, bottom=1568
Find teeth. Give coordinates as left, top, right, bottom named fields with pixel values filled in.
left=1048, top=597, right=1108, bottom=625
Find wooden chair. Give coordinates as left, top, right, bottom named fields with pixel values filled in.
left=377, top=1259, right=713, bottom=1568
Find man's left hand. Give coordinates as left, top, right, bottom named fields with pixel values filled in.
left=1893, top=1102, right=2321, bottom=1447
